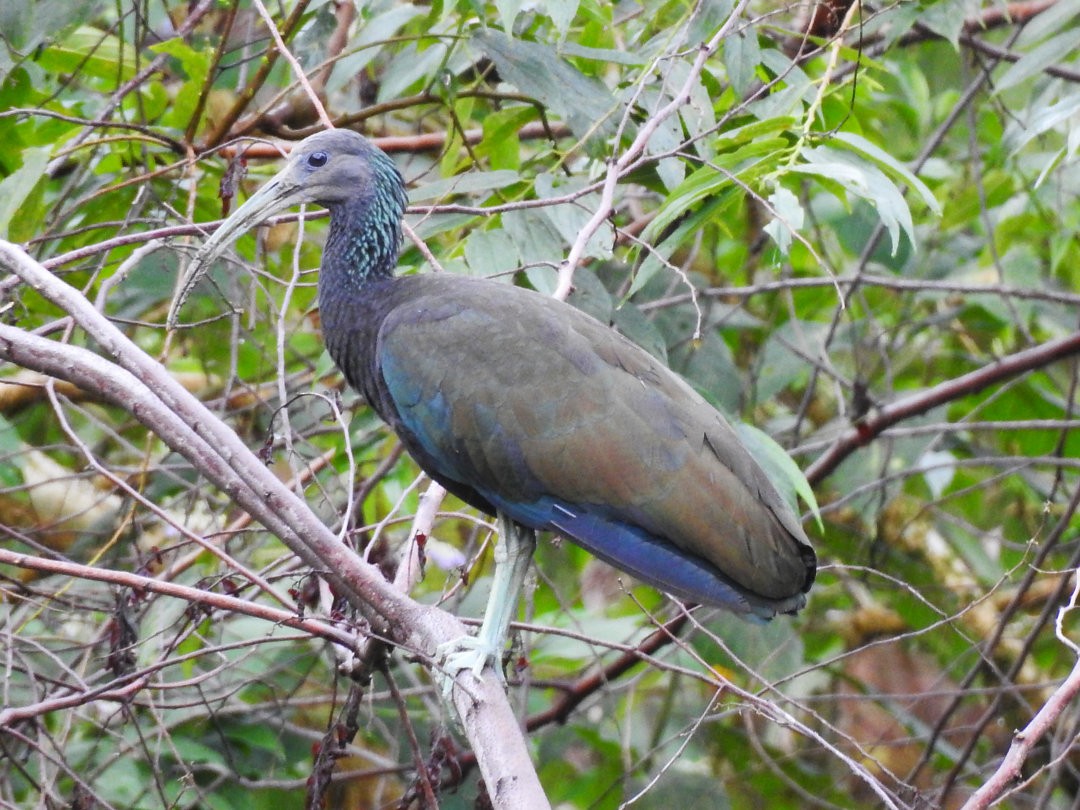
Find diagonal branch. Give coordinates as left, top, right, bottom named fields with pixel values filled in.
left=0, top=240, right=550, bottom=810
left=960, top=636, right=1080, bottom=808
left=806, top=331, right=1080, bottom=485
left=555, top=0, right=754, bottom=301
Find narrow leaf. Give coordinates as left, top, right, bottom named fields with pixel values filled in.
left=1005, top=92, right=1080, bottom=155
left=0, top=146, right=49, bottom=239
left=409, top=170, right=521, bottom=202
left=832, top=131, right=942, bottom=215
left=763, top=186, right=804, bottom=255
left=996, top=30, right=1080, bottom=93
left=472, top=29, right=619, bottom=141
left=792, top=146, right=915, bottom=255
left=736, top=423, right=822, bottom=529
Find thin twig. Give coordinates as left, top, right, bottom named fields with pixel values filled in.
left=250, top=0, right=333, bottom=130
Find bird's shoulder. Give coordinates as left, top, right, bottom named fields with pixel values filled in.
left=376, top=274, right=680, bottom=388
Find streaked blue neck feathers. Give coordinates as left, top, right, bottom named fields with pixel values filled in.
left=320, top=151, right=407, bottom=293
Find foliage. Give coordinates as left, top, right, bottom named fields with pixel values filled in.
left=1, top=0, right=1079, bottom=807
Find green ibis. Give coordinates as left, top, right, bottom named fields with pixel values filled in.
left=184, top=129, right=816, bottom=681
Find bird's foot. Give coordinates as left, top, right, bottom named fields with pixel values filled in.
left=434, top=634, right=504, bottom=701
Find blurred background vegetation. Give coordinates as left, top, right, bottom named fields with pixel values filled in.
left=1, top=0, right=1079, bottom=807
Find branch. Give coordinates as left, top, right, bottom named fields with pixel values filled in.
left=250, top=0, right=333, bottom=129
left=525, top=614, right=689, bottom=731
left=0, top=548, right=359, bottom=728
left=0, top=241, right=550, bottom=810
left=960, top=646, right=1080, bottom=807
left=555, top=0, right=754, bottom=300
left=203, top=0, right=314, bottom=148
left=806, top=331, right=1080, bottom=485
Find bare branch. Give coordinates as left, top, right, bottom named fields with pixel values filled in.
left=0, top=240, right=549, bottom=810
left=806, top=331, right=1080, bottom=485
left=961, top=642, right=1080, bottom=808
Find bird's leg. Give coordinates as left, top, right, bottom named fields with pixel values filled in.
left=436, top=513, right=536, bottom=690
left=470, top=514, right=536, bottom=673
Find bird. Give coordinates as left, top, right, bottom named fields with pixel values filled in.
left=182, top=128, right=816, bottom=681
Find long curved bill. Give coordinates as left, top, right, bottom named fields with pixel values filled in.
left=167, top=161, right=305, bottom=329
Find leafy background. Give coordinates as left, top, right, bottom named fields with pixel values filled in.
left=1, top=0, right=1079, bottom=807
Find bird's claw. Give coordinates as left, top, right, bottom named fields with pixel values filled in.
left=434, top=635, right=504, bottom=701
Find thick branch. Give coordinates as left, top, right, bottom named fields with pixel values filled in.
left=0, top=241, right=550, bottom=810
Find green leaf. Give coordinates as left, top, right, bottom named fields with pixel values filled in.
left=702, top=608, right=806, bottom=683
left=464, top=229, right=520, bottom=279
left=677, top=332, right=741, bottom=414
left=791, top=145, right=915, bottom=255
left=472, top=29, right=620, bottom=141
left=996, top=29, right=1080, bottom=93
left=495, top=0, right=524, bottom=32
left=612, top=303, right=668, bottom=363
left=502, top=207, right=563, bottom=279
left=565, top=266, right=614, bottom=323
left=630, top=191, right=734, bottom=298
left=757, top=322, right=815, bottom=402
left=440, top=96, right=475, bottom=176
left=736, top=423, right=822, bottom=529
left=831, top=130, right=942, bottom=215
left=689, top=0, right=736, bottom=42
left=941, top=169, right=1015, bottom=229
left=0, top=146, right=49, bottom=239
left=629, top=187, right=741, bottom=296
left=1014, top=0, right=1080, bottom=47
left=409, top=169, right=521, bottom=202
left=0, top=417, right=23, bottom=488
left=536, top=172, right=610, bottom=261
left=170, top=737, right=227, bottom=765
left=1005, top=92, right=1080, bottom=155
left=93, top=757, right=147, bottom=805
left=545, top=0, right=581, bottom=39
left=724, top=29, right=761, bottom=97
left=477, top=106, right=536, bottom=171
left=227, top=722, right=286, bottom=757
left=378, top=41, right=450, bottom=102
left=918, top=449, right=956, bottom=499
left=0, top=0, right=103, bottom=55
left=638, top=86, right=686, bottom=189
left=714, top=116, right=797, bottom=154
left=37, top=25, right=137, bottom=82
left=326, top=4, right=424, bottom=96
left=640, top=130, right=791, bottom=246
left=149, top=38, right=213, bottom=130
left=559, top=41, right=646, bottom=66
left=918, top=0, right=968, bottom=48
left=763, top=185, right=804, bottom=254
left=532, top=614, right=644, bottom=664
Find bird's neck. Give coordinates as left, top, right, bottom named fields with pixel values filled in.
left=317, top=189, right=406, bottom=395
left=320, top=193, right=403, bottom=296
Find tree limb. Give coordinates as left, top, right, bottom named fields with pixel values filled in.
left=806, top=331, right=1080, bottom=485
left=0, top=240, right=551, bottom=810
left=960, top=640, right=1080, bottom=808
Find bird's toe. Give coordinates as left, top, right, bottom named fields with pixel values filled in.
left=434, top=635, right=503, bottom=698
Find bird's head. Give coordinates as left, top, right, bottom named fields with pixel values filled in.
left=203, top=129, right=403, bottom=246
left=170, top=129, right=405, bottom=326
left=268, top=129, right=403, bottom=209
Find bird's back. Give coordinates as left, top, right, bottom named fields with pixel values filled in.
left=325, top=273, right=815, bottom=615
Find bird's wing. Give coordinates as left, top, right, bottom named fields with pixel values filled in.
left=375, top=276, right=813, bottom=607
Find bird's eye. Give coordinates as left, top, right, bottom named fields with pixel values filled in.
left=307, top=151, right=328, bottom=168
